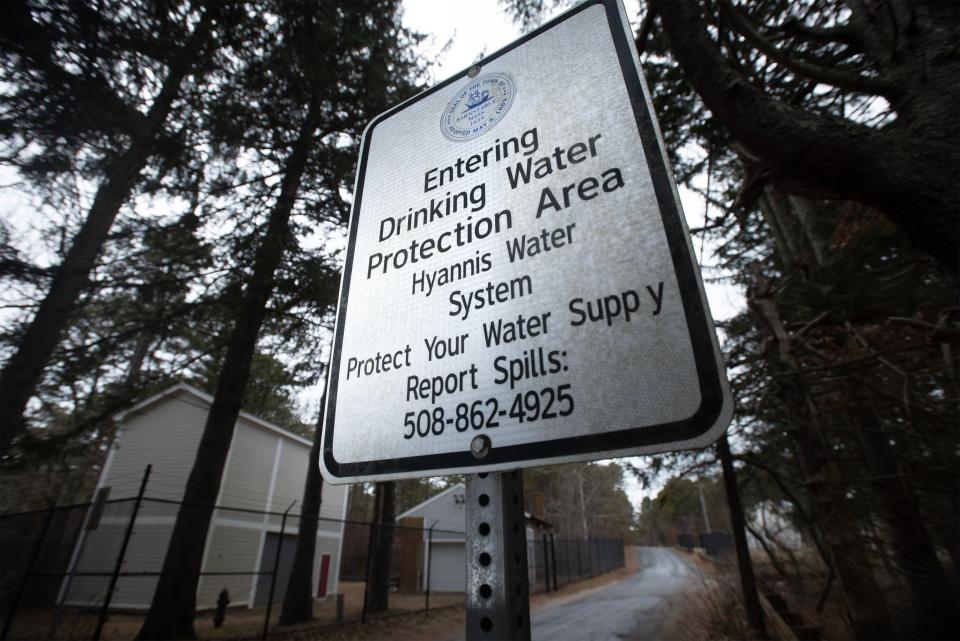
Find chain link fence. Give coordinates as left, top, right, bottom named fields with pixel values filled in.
left=2, top=487, right=626, bottom=640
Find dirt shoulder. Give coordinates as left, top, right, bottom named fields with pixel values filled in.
left=654, top=548, right=752, bottom=641
left=290, top=546, right=644, bottom=641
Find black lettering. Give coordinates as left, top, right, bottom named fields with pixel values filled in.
left=569, top=298, right=585, bottom=326
left=647, top=281, right=664, bottom=315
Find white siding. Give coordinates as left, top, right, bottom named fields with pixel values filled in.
left=320, top=480, right=347, bottom=598
left=217, top=421, right=276, bottom=519
left=426, top=542, right=465, bottom=592
left=65, top=385, right=348, bottom=611
left=269, top=437, right=306, bottom=529
left=66, top=521, right=174, bottom=608
left=398, top=485, right=466, bottom=536
left=103, top=393, right=208, bottom=515
left=313, top=535, right=342, bottom=597
left=319, top=479, right=347, bottom=521
left=64, top=523, right=122, bottom=607
left=196, top=524, right=262, bottom=608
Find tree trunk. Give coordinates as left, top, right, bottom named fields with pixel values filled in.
left=852, top=381, right=958, bottom=640
left=749, top=277, right=894, bottom=640
left=123, top=332, right=155, bottom=390
left=136, top=100, right=320, bottom=641
left=786, top=196, right=829, bottom=267
left=366, top=481, right=396, bottom=615
left=717, top=435, right=767, bottom=640
left=756, top=189, right=955, bottom=637
left=279, top=392, right=326, bottom=625
left=578, top=468, right=589, bottom=539
left=0, top=11, right=216, bottom=456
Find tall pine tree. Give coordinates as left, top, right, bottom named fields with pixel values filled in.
left=137, top=2, right=420, bottom=637
left=0, top=1, right=234, bottom=455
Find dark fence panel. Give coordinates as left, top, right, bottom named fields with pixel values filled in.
left=699, top=531, right=734, bottom=558
left=1, top=493, right=627, bottom=641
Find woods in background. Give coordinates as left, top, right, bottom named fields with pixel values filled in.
left=504, top=1, right=959, bottom=639
left=2, top=0, right=422, bottom=637
left=2, top=1, right=956, bottom=640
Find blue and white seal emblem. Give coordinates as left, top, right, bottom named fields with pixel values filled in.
left=441, top=72, right=516, bottom=141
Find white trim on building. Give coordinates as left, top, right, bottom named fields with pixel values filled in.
left=60, top=384, right=347, bottom=611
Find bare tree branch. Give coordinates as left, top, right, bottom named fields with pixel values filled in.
left=635, top=8, right=656, bottom=55
left=647, top=0, right=959, bottom=275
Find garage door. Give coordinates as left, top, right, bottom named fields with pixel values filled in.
left=426, top=541, right=464, bottom=592
left=254, top=533, right=298, bottom=607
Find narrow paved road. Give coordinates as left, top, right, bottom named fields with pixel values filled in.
left=530, top=547, right=703, bottom=641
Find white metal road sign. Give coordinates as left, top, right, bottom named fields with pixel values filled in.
left=320, top=0, right=733, bottom=483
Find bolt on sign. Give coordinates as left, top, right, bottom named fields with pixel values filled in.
left=320, top=0, right=732, bottom=483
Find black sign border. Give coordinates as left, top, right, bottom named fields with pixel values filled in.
left=323, top=0, right=726, bottom=478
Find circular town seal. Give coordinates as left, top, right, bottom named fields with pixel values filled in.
left=441, top=72, right=516, bottom=141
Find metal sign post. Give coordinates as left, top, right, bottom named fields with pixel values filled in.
left=319, top=0, right=737, bottom=635
left=465, top=471, right=531, bottom=641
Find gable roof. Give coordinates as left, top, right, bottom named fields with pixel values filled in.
left=113, top=382, right=313, bottom=448
left=395, top=483, right=465, bottom=521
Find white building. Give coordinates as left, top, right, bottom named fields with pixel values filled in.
left=396, top=484, right=552, bottom=592
left=61, top=383, right=347, bottom=610
left=396, top=484, right=468, bottom=592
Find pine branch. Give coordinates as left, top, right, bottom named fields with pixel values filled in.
left=649, top=0, right=958, bottom=275
left=718, top=0, right=893, bottom=96
left=771, top=18, right=860, bottom=46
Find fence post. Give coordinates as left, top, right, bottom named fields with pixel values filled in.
left=424, top=523, right=435, bottom=614
left=549, top=534, right=558, bottom=591
left=589, top=539, right=595, bottom=577
left=335, top=593, right=344, bottom=622
left=261, top=500, right=295, bottom=641
left=585, top=539, right=590, bottom=577
left=361, top=519, right=376, bottom=623
left=541, top=534, right=550, bottom=593
left=92, top=464, right=150, bottom=641
left=718, top=435, right=768, bottom=640
left=1, top=504, right=55, bottom=641
left=576, top=539, right=583, bottom=580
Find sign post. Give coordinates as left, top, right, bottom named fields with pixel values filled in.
left=320, top=0, right=734, bottom=635
left=465, top=471, right=531, bottom=640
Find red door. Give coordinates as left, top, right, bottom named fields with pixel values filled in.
left=316, top=554, right=331, bottom=598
